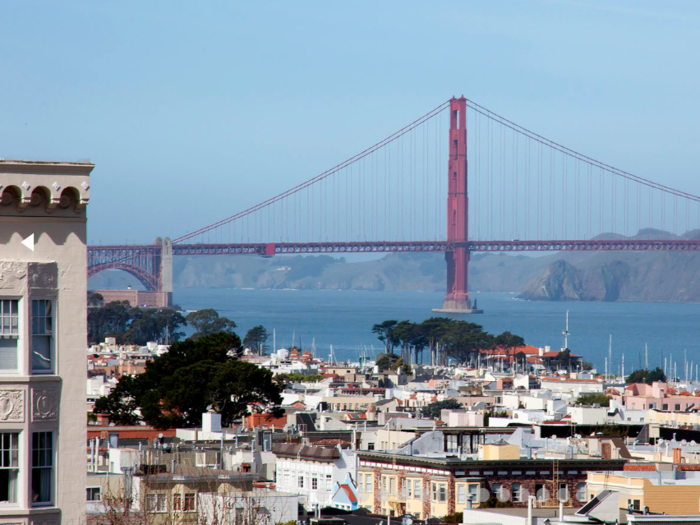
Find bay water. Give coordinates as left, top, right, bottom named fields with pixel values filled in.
left=174, top=289, right=700, bottom=373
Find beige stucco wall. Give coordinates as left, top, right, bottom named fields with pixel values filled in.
left=0, top=160, right=92, bottom=525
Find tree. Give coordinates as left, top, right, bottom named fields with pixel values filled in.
left=627, top=367, right=667, bottom=385
left=186, top=309, right=237, bottom=340
left=243, top=325, right=269, bottom=353
left=575, top=393, right=611, bottom=407
left=88, top=300, right=132, bottom=344
left=515, top=351, right=527, bottom=372
left=376, top=352, right=401, bottom=371
left=390, top=357, right=412, bottom=375
left=94, top=332, right=283, bottom=429
left=421, top=399, right=463, bottom=420
left=88, top=291, right=104, bottom=308
left=372, top=320, right=398, bottom=352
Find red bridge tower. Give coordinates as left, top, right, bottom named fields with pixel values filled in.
left=433, top=97, right=482, bottom=314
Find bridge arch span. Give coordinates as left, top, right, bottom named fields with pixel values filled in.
left=87, top=263, right=160, bottom=292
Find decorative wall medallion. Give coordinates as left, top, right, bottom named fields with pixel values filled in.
left=0, top=390, right=24, bottom=422
left=32, top=389, right=58, bottom=421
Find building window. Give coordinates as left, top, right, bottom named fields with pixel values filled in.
left=326, top=474, right=332, bottom=491
left=87, top=487, right=102, bottom=502
left=414, top=480, right=421, bottom=500
left=438, top=484, right=446, bottom=502
left=0, top=300, right=19, bottom=372
left=146, top=493, right=166, bottom=512
left=468, top=484, right=478, bottom=503
left=184, top=493, right=196, bottom=512
left=367, top=443, right=375, bottom=451
left=535, top=483, right=546, bottom=503
left=457, top=484, right=465, bottom=504
left=633, top=499, right=640, bottom=511
left=513, top=483, right=523, bottom=503
left=675, top=404, right=681, bottom=411
left=663, top=404, right=668, bottom=410
left=492, top=483, right=502, bottom=501
left=558, top=482, right=568, bottom=502
left=173, top=493, right=182, bottom=511
left=407, top=480, right=412, bottom=499
left=358, top=475, right=364, bottom=493
left=431, top=482, right=437, bottom=502
left=446, top=435, right=458, bottom=453
left=312, top=476, right=318, bottom=490
left=576, top=482, right=586, bottom=502
left=298, top=475, right=304, bottom=489
left=32, top=431, right=53, bottom=505
left=365, top=474, right=372, bottom=493
left=0, top=433, right=18, bottom=504
left=31, top=300, right=53, bottom=373
left=389, top=478, right=396, bottom=495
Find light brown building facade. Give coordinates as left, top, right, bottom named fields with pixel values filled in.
left=0, top=160, right=92, bottom=525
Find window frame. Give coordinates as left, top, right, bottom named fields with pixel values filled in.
left=414, top=480, right=421, bottom=500
left=31, top=431, right=54, bottom=507
left=31, top=298, right=55, bottom=375
left=146, top=493, right=167, bottom=512
left=183, top=493, right=196, bottom=513
left=0, top=298, right=21, bottom=374
left=0, top=432, right=19, bottom=506
left=513, top=482, right=523, bottom=503
left=87, top=487, right=102, bottom=502
left=438, top=483, right=446, bottom=503
left=457, top=484, right=465, bottom=504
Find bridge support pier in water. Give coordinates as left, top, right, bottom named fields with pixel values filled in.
left=433, top=96, right=482, bottom=314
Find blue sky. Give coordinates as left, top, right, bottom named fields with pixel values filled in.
left=1, top=1, right=699, bottom=244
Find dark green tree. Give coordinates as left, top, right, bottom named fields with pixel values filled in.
left=94, top=332, right=282, bottom=429
left=421, top=399, right=463, bottom=420
left=186, top=309, right=237, bottom=340
left=376, top=352, right=401, bottom=371
left=627, top=367, right=667, bottom=385
left=372, top=320, right=398, bottom=352
left=243, top=325, right=269, bottom=353
left=88, top=300, right=132, bottom=344
left=575, top=393, right=611, bottom=407
left=88, top=291, right=104, bottom=308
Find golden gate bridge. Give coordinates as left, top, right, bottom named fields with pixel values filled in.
left=88, top=97, right=700, bottom=312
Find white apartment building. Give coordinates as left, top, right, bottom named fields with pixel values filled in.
left=273, top=443, right=356, bottom=510
left=0, top=160, right=92, bottom=525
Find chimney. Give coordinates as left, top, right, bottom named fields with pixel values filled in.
left=673, top=448, right=682, bottom=464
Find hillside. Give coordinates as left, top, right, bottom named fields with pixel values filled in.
left=88, top=229, right=700, bottom=302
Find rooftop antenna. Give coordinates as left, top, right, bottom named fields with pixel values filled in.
left=273, top=329, right=276, bottom=353
left=562, top=310, right=570, bottom=351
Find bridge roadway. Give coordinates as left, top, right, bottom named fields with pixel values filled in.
left=88, top=238, right=700, bottom=260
